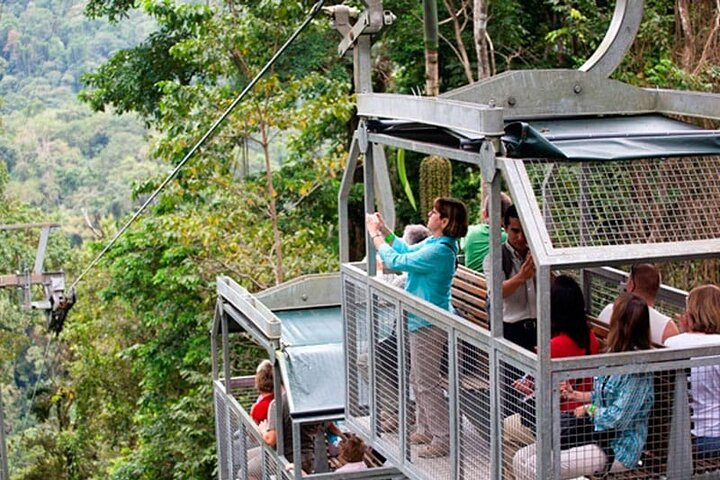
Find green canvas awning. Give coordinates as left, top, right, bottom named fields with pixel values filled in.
left=369, top=114, right=720, bottom=161
left=503, top=115, right=720, bottom=160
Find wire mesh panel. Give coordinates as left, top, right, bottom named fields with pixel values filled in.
left=229, top=404, right=244, bottom=479
left=512, top=368, right=670, bottom=479
left=457, top=335, right=491, bottom=479
left=688, top=357, right=720, bottom=476
left=584, top=271, right=625, bottom=319
left=402, top=307, right=452, bottom=480
left=215, top=385, right=230, bottom=480
left=263, top=447, right=280, bottom=479
left=343, top=275, right=370, bottom=435
left=584, top=269, right=685, bottom=322
left=498, top=358, right=537, bottom=480
left=525, top=157, right=720, bottom=249
left=372, top=290, right=402, bottom=459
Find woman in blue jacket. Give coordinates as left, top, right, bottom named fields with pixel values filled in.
left=366, top=197, right=468, bottom=459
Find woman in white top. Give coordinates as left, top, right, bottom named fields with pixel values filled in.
left=665, top=284, right=720, bottom=458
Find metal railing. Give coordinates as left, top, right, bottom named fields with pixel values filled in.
left=342, top=262, right=720, bottom=479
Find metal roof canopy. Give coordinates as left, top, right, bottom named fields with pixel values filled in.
left=348, top=69, right=720, bottom=272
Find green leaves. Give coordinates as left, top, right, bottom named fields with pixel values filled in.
left=396, top=149, right=416, bottom=211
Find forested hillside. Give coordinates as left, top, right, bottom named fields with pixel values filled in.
left=0, top=0, right=718, bottom=479
left=0, top=0, right=156, bottom=241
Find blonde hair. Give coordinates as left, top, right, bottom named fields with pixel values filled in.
left=255, top=359, right=274, bottom=393
left=687, top=285, right=720, bottom=334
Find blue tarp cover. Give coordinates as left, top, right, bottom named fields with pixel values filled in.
left=274, top=307, right=345, bottom=416
left=284, top=343, right=345, bottom=416
left=276, top=307, right=343, bottom=347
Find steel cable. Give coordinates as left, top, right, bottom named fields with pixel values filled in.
left=69, top=0, right=326, bottom=291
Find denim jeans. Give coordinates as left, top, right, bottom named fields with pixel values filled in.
left=696, top=436, right=720, bottom=459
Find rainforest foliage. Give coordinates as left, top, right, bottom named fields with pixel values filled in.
left=0, top=0, right=718, bottom=478
left=0, top=0, right=156, bottom=242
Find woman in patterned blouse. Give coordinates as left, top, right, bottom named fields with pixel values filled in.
left=513, top=293, right=655, bottom=479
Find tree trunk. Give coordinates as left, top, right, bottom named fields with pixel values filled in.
left=424, top=0, right=440, bottom=96
left=474, top=0, right=492, bottom=79
left=676, top=0, right=694, bottom=70
left=444, top=0, right=474, bottom=83
left=260, top=120, right=284, bottom=285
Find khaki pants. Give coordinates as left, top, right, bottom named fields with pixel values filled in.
left=409, top=326, right=448, bottom=444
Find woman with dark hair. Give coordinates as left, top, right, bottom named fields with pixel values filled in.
left=505, top=276, right=600, bottom=463
left=550, top=275, right=601, bottom=410
left=514, top=293, right=654, bottom=479
left=514, top=276, right=600, bottom=406
left=366, top=197, right=468, bottom=459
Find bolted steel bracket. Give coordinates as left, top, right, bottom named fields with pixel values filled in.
left=479, top=141, right=498, bottom=184
left=357, top=120, right=369, bottom=153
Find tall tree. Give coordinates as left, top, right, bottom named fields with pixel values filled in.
left=474, top=0, right=493, bottom=79
left=423, top=0, right=440, bottom=95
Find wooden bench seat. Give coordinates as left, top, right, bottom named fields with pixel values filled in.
left=451, top=265, right=489, bottom=329
left=451, top=267, right=614, bottom=346
left=693, top=456, right=720, bottom=475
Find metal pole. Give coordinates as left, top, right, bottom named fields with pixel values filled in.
left=33, top=226, right=50, bottom=274
left=488, top=169, right=503, bottom=479
left=338, top=136, right=361, bottom=263
left=0, top=387, right=8, bottom=480
left=448, top=329, right=459, bottom=479
left=536, top=264, right=553, bottom=478
left=364, top=127, right=377, bottom=276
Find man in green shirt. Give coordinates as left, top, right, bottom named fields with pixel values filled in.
left=461, top=192, right=511, bottom=272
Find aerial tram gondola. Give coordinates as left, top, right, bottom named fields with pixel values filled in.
left=209, top=0, right=720, bottom=479
left=0, top=223, right=76, bottom=335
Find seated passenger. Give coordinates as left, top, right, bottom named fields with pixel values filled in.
left=483, top=204, right=537, bottom=351
left=367, top=197, right=468, bottom=458
left=512, top=275, right=601, bottom=416
left=503, top=276, right=600, bottom=471
left=665, top=284, right=720, bottom=458
left=597, top=263, right=679, bottom=344
left=250, top=360, right=274, bottom=424
left=513, top=293, right=654, bottom=479
left=247, top=393, right=320, bottom=480
left=334, top=435, right=369, bottom=473
left=461, top=192, right=511, bottom=272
